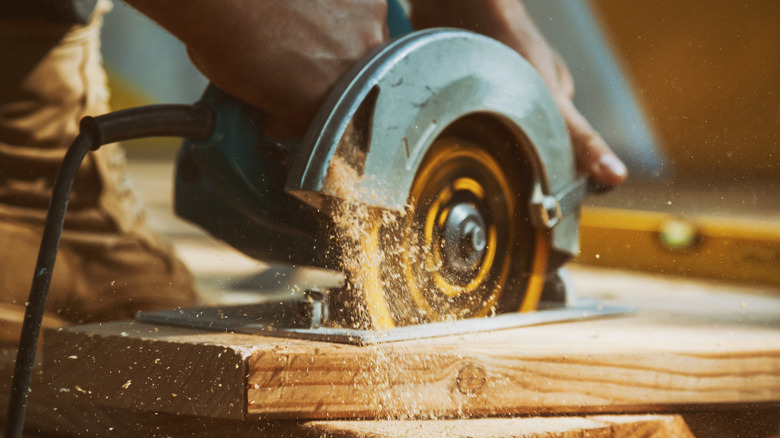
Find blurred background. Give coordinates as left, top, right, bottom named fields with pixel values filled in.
left=592, top=0, right=780, bottom=183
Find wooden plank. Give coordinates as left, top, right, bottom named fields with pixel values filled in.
left=243, top=320, right=780, bottom=418
left=301, top=415, right=695, bottom=438
left=43, top=266, right=780, bottom=421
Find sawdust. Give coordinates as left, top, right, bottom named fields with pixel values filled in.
left=324, top=155, right=396, bottom=329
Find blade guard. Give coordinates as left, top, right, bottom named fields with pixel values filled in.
left=286, top=29, right=581, bottom=257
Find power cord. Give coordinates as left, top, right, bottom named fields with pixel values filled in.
left=3, top=104, right=214, bottom=438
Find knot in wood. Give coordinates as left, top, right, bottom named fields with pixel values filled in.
left=456, top=364, right=486, bottom=395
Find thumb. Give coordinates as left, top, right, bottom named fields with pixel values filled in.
left=557, top=97, right=627, bottom=186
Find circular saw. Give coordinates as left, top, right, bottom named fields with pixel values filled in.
left=172, top=29, right=596, bottom=332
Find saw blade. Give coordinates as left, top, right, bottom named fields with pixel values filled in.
left=329, top=119, right=550, bottom=329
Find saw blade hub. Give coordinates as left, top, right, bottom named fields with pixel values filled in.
left=442, top=202, right=487, bottom=276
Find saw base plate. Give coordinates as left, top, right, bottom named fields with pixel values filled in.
left=136, top=298, right=634, bottom=346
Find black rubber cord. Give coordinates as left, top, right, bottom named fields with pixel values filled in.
left=3, top=104, right=214, bottom=438
left=81, top=104, right=214, bottom=146
left=3, top=131, right=93, bottom=438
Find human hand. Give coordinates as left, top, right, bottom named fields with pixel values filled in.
left=126, top=0, right=389, bottom=138
left=410, top=0, right=628, bottom=186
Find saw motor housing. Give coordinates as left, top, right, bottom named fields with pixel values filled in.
left=174, top=30, right=586, bottom=327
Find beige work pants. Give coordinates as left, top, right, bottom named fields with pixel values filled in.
left=0, top=1, right=198, bottom=336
